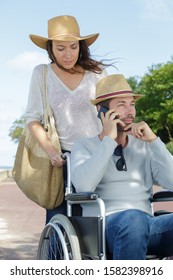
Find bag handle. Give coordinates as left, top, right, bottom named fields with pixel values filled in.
left=42, top=65, right=54, bottom=130
left=42, top=64, right=61, bottom=150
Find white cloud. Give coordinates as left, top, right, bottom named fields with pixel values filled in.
left=139, top=0, right=173, bottom=22
left=1, top=52, right=48, bottom=167
left=6, top=51, right=49, bottom=71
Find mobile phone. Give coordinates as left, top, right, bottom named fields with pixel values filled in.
left=97, top=106, right=120, bottom=120
left=97, top=106, right=109, bottom=119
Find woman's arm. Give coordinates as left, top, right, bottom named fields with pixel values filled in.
left=28, top=121, right=65, bottom=167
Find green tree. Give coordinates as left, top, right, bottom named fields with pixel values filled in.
left=133, top=57, right=173, bottom=142
left=8, top=115, right=25, bottom=143
left=127, top=76, right=140, bottom=92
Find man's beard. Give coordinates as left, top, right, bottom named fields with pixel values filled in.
left=117, top=116, right=135, bottom=132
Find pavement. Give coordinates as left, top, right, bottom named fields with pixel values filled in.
left=0, top=176, right=45, bottom=260
left=0, top=176, right=173, bottom=260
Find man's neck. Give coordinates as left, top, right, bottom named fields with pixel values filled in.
left=116, top=132, right=128, bottom=148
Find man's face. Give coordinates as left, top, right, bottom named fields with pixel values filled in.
left=109, top=96, right=136, bottom=130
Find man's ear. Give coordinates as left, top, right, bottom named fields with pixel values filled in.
left=96, top=105, right=101, bottom=112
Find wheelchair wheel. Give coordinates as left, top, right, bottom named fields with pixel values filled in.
left=37, top=214, right=81, bottom=260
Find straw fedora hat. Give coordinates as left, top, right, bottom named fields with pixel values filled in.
left=29, top=15, right=99, bottom=49
left=91, top=74, right=143, bottom=105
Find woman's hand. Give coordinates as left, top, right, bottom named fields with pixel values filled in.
left=28, top=121, right=66, bottom=167
left=49, top=151, right=66, bottom=167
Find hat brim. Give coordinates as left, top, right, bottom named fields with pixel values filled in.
left=29, top=33, right=99, bottom=49
left=91, top=93, right=143, bottom=106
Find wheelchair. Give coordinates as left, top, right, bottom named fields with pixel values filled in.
left=37, top=152, right=173, bottom=260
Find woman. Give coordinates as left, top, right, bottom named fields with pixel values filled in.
left=25, top=15, right=110, bottom=223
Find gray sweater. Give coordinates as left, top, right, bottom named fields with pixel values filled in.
left=71, top=135, right=173, bottom=216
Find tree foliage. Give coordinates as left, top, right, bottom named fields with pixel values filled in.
left=8, top=115, right=25, bottom=143
left=128, top=57, right=173, bottom=142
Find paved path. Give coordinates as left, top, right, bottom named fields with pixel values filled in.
left=0, top=177, right=45, bottom=260
left=0, top=177, right=173, bottom=260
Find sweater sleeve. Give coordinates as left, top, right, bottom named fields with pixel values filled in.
left=24, top=64, right=44, bottom=124
left=150, top=137, right=173, bottom=190
left=71, top=136, right=117, bottom=192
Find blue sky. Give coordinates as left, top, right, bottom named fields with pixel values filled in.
left=1, top=0, right=173, bottom=166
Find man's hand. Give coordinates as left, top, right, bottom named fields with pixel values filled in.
left=99, top=109, right=125, bottom=140
left=125, top=121, right=157, bottom=142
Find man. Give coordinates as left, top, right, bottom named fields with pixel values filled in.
left=70, top=74, right=173, bottom=260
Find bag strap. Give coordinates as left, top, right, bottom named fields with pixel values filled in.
left=42, top=65, right=53, bottom=130
left=42, top=64, right=61, bottom=151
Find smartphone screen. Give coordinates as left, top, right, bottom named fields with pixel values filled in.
left=97, top=106, right=109, bottom=119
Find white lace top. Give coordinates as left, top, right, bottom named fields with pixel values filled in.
left=25, top=64, right=107, bottom=151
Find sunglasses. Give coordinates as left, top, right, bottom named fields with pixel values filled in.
left=114, top=144, right=127, bottom=171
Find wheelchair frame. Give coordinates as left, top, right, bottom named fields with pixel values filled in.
left=37, top=152, right=173, bottom=260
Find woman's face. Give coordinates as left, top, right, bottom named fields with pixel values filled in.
left=52, top=40, right=80, bottom=69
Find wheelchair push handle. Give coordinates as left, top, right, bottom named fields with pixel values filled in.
left=61, top=153, right=67, bottom=160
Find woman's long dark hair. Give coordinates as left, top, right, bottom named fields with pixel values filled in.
left=46, top=40, right=113, bottom=73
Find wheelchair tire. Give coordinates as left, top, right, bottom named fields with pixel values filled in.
left=37, top=214, right=81, bottom=260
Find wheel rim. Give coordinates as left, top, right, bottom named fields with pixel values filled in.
left=37, top=214, right=81, bottom=260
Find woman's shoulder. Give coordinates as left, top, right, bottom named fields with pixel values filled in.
left=86, top=67, right=108, bottom=80
left=31, top=63, right=50, bottom=74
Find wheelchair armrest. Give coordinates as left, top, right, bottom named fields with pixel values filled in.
left=151, top=191, right=173, bottom=202
left=154, top=210, right=173, bottom=216
left=65, top=192, right=99, bottom=202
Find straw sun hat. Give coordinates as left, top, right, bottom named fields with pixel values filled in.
left=91, top=74, right=143, bottom=106
left=29, top=15, right=99, bottom=49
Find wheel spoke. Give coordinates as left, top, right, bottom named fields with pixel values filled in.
left=37, top=214, right=81, bottom=260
